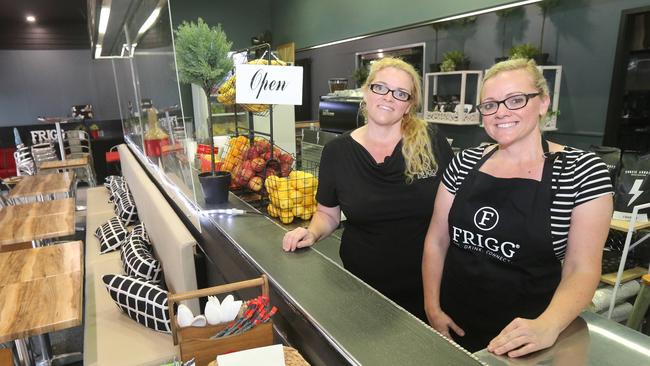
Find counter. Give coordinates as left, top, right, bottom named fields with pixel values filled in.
left=125, top=140, right=650, bottom=365
left=476, top=311, right=650, bottom=365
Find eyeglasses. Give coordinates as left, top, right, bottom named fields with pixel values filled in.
left=476, top=93, right=540, bottom=116
left=369, top=83, right=412, bottom=102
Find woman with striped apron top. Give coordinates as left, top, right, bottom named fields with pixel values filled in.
left=422, top=58, right=613, bottom=357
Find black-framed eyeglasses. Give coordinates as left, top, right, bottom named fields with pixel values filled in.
left=369, top=83, right=412, bottom=102
left=476, top=93, right=540, bottom=116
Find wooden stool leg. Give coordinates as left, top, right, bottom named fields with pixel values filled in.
left=0, top=347, right=13, bottom=366
left=626, top=275, right=650, bottom=331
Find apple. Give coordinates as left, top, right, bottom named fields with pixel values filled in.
left=241, top=167, right=255, bottom=182
left=280, top=162, right=292, bottom=177
left=241, top=160, right=253, bottom=172
left=235, top=173, right=249, bottom=187
left=251, top=157, right=266, bottom=173
left=244, top=146, right=259, bottom=160
left=279, top=153, right=294, bottom=166
left=264, top=167, right=277, bottom=178
left=254, top=139, right=271, bottom=154
left=248, top=176, right=263, bottom=192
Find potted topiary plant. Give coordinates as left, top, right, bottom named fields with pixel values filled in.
left=509, top=43, right=548, bottom=64
left=429, top=22, right=449, bottom=72
left=440, top=50, right=470, bottom=72
left=537, top=0, right=560, bottom=64
left=351, top=64, right=369, bottom=88
left=175, top=18, right=234, bottom=203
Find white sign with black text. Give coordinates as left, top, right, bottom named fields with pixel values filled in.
left=235, top=64, right=303, bottom=105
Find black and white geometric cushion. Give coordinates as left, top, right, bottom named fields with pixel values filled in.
left=95, top=216, right=128, bottom=253
left=121, top=235, right=163, bottom=283
left=107, top=177, right=126, bottom=193
left=104, top=175, right=124, bottom=188
left=127, top=223, right=150, bottom=243
left=115, top=191, right=139, bottom=225
left=108, top=182, right=128, bottom=203
left=102, top=274, right=170, bottom=333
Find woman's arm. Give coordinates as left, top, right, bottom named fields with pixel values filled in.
left=423, top=185, right=465, bottom=338
left=282, top=203, right=341, bottom=251
left=488, top=194, right=613, bottom=357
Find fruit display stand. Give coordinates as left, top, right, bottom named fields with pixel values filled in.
left=215, top=43, right=319, bottom=225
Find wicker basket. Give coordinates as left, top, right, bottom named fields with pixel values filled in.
left=168, top=275, right=274, bottom=366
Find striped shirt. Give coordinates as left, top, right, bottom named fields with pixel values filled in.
left=442, top=145, right=613, bottom=260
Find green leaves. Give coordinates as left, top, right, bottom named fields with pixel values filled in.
left=509, top=43, right=541, bottom=59
left=174, top=18, right=234, bottom=94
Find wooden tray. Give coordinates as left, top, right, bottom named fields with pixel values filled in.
left=168, top=275, right=273, bottom=366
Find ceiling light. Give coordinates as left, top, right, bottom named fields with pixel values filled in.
left=26, top=15, right=36, bottom=23
left=138, top=7, right=162, bottom=35
left=431, top=0, right=542, bottom=24
left=98, top=6, right=111, bottom=35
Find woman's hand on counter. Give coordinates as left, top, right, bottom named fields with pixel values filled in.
left=283, top=227, right=317, bottom=251
left=426, top=308, right=465, bottom=340
left=487, top=317, right=560, bottom=358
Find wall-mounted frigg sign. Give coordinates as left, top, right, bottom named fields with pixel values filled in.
left=235, top=64, right=303, bottom=105
left=30, top=129, right=59, bottom=144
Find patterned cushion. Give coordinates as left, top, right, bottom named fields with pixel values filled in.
left=115, top=191, right=139, bottom=225
left=95, top=217, right=128, bottom=253
left=121, top=232, right=162, bottom=283
left=108, top=181, right=128, bottom=203
left=128, top=223, right=150, bottom=243
left=102, top=274, right=170, bottom=333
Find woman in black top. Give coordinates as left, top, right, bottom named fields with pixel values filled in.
left=283, top=57, right=453, bottom=321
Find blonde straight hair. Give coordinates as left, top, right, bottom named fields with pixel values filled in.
left=361, top=57, right=437, bottom=183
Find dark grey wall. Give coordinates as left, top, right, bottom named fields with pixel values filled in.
left=0, top=50, right=120, bottom=126
left=271, top=0, right=516, bottom=49
left=296, top=0, right=650, bottom=149
left=170, top=0, right=272, bottom=50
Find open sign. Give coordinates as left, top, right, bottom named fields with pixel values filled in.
left=235, top=64, right=303, bottom=105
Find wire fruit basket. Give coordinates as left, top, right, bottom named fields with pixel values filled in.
left=219, top=135, right=319, bottom=225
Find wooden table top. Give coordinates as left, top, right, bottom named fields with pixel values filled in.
left=610, top=218, right=650, bottom=232
left=7, top=171, right=75, bottom=198
left=0, top=241, right=83, bottom=342
left=38, top=157, right=89, bottom=171
left=0, top=199, right=75, bottom=246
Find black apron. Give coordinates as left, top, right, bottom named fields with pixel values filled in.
left=440, top=141, right=562, bottom=352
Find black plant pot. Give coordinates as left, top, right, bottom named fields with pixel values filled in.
left=533, top=53, right=550, bottom=65
left=455, top=61, right=470, bottom=71
left=429, top=63, right=441, bottom=72
left=198, top=171, right=231, bottom=204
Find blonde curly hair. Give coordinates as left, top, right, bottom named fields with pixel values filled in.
left=361, top=57, right=437, bottom=183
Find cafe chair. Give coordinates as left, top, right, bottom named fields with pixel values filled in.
left=63, top=130, right=96, bottom=186
left=30, top=142, right=58, bottom=172
left=13, top=146, right=35, bottom=176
